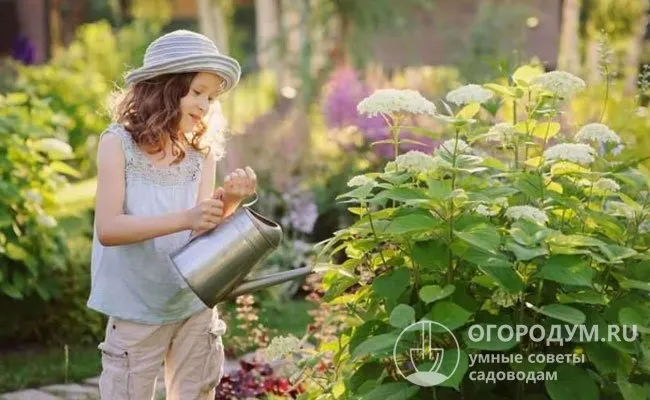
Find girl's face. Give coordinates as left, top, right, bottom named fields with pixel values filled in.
left=179, top=72, right=224, bottom=133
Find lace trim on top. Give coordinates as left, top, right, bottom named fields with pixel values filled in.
left=105, top=123, right=204, bottom=187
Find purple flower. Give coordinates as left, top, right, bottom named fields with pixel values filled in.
left=12, top=35, right=36, bottom=65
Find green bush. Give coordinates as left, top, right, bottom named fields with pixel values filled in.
left=0, top=92, right=79, bottom=302
left=289, top=66, right=649, bottom=398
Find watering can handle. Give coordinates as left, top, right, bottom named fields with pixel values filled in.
left=242, top=192, right=259, bottom=208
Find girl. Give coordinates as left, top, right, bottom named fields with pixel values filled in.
left=87, top=30, right=257, bottom=400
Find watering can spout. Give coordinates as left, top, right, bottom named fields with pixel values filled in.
left=227, top=266, right=314, bottom=299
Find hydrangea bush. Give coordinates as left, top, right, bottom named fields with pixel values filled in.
left=277, top=65, right=650, bottom=399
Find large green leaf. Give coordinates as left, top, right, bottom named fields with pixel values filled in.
left=529, top=303, right=586, bottom=325
left=545, top=365, right=599, bottom=400
left=411, top=239, right=448, bottom=271
left=389, top=304, right=415, bottom=328
left=557, top=291, right=607, bottom=305
left=537, top=255, right=595, bottom=287
left=372, top=267, right=411, bottom=303
left=619, top=307, right=650, bottom=334
left=505, top=239, right=548, bottom=261
left=617, top=380, right=646, bottom=400
left=352, top=332, right=401, bottom=359
left=434, top=349, right=469, bottom=390
left=454, top=223, right=501, bottom=254
left=419, top=284, right=455, bottom=304
left=359, top=382, right=419, bottom=400
left=425, top=301, right=472, bottom=331
left=585, top=342, right=619, bottom=376
left=374, top=188, right=429, bottom=203
left=479, top=264, right=524, bottom=293
left=348, top=361, right=383, bottom=394
left=383, top=212, right=439, bottom=234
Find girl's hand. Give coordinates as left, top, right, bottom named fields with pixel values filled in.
left=223, top=166, right=257, bottom=200
left=187, top=188, right=224, bottom=237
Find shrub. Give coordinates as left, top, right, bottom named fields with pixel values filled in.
left=287, top=66, right=649, bottom=398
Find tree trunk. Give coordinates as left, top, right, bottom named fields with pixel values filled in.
left=198, top=0, right=230, bottom=54
left=558, top=0, right=581, bottom=74
left=623, top=0, right=650, bottom=95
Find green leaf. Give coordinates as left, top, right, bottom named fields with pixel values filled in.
left=375, top=188, right=428, bottom=203
left=484, top=83, right=516, bottom=97
left=32, top=138, right=74, bottom=160
left=389, top=304, right=415, bottom=328
left=425, top=301, right=472, bottom=331
left=50, top=161, right=80, bottom=178
left=5, top=243, right=29, bottom=261
left=585, top=342, right=619, bottom=375
left=532, top=122, right=561, bottom=140
left=412, top=240, right=448, bottom=271
left=512, top=65, right=543, bottom=84
left=557, top=291, right=607, bottom=305
left=457, top=103, right=481, bottom=119
left=383, top=212, right=439, bottom=234
left=619, top=307, right=650, bottom=334
left=426, top=178, right=452, bottom=199
left=528, top=303, right=586, bottom=325
left=337, top=183, right=375, bottom=201
left=454, top=223, right=500, bottom=254
left=537, top=255, right=595, bottom=287
left=419, top=284, right=455, bottom=304
left=550, top=162, right=590, bottom=176
left=545, top=364, right=599, bottom=400
left=1, top=283, right=23, bottom=299
left=348, top=361, right=383, bottom=393
left=352, top=332, right=400, bottom=359
left=359, top=382, right=419, bottom=400
left=617, top=380, right=645, bottom=400
left=372, top=268, right=410, bottom=303
left=479, top=264, right=524, bottom=293
left=505, top=239, right=548, bottom=261
left=436, top=349, right=469, bottom=390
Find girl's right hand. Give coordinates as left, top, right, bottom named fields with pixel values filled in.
left=187, top=194, right=224, bottom=236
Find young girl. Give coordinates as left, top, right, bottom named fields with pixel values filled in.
left=87, top=30, right=257, bottom=400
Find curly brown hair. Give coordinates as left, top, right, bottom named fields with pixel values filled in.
left=112, top=72, right=208, bottom=164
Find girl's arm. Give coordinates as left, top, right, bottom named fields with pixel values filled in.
left=94, top=134, right=192, bottom=246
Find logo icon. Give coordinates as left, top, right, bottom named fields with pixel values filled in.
left=393, top=320, right=460, bottom=387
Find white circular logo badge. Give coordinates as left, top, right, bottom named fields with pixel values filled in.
left=392, top=320, right=460, bottom=387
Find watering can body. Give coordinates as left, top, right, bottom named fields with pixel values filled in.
left=170, top=204, right=312, bottom=307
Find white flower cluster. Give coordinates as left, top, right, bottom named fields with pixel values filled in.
left=357, top=89, right=437, bottom=117
left=263, top=335, right=302, bottom=362
left=437, top=139, right=472, bottom=155
left=445, top=84, right=494, bottom=106
left=347, top=175, right=376, bottom=187
left=394, top=151, right=439, bottom=173
left=491, top=288, right=523, bottom=308
left=532, top=71, right=586, bottom=98
left=594, top=178, right=620, bottom=193
left=639, top=220, right=650, bottom=234
left=475, top=204, right=498, bottom=217
left=487, top=122, right=517, bottom=142
left=575, top=123, right=621, bottom=145
left=543, top=143, right=595, bottom=165
left=504, top=205, right=549, bottom=225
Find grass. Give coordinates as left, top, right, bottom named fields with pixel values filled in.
left=0, top=299, right=315, bottom=393
left=0, top=344, right=101, bottom=393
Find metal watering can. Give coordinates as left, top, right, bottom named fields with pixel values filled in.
left=170, top=194, right=313, bottom=307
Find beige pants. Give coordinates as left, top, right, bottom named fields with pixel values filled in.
left=97, top=307, right=226, bottom=400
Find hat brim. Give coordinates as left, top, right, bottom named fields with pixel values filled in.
left=124, top=54, right=241, bottom=93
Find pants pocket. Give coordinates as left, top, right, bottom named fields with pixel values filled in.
left=98, top=341, right=130, bottom=400
left=201, top=319, right=226, bottom=390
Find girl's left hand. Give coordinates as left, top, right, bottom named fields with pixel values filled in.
left=223, top=166, right=257, bottom=200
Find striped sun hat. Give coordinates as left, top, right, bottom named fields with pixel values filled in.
left=124, top=30, right=241, bottom=92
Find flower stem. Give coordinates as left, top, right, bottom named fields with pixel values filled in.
left=365, top=202, right=389, bottom=269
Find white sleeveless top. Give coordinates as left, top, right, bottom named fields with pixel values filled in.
left=87, top=123, right=208, bottom=324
